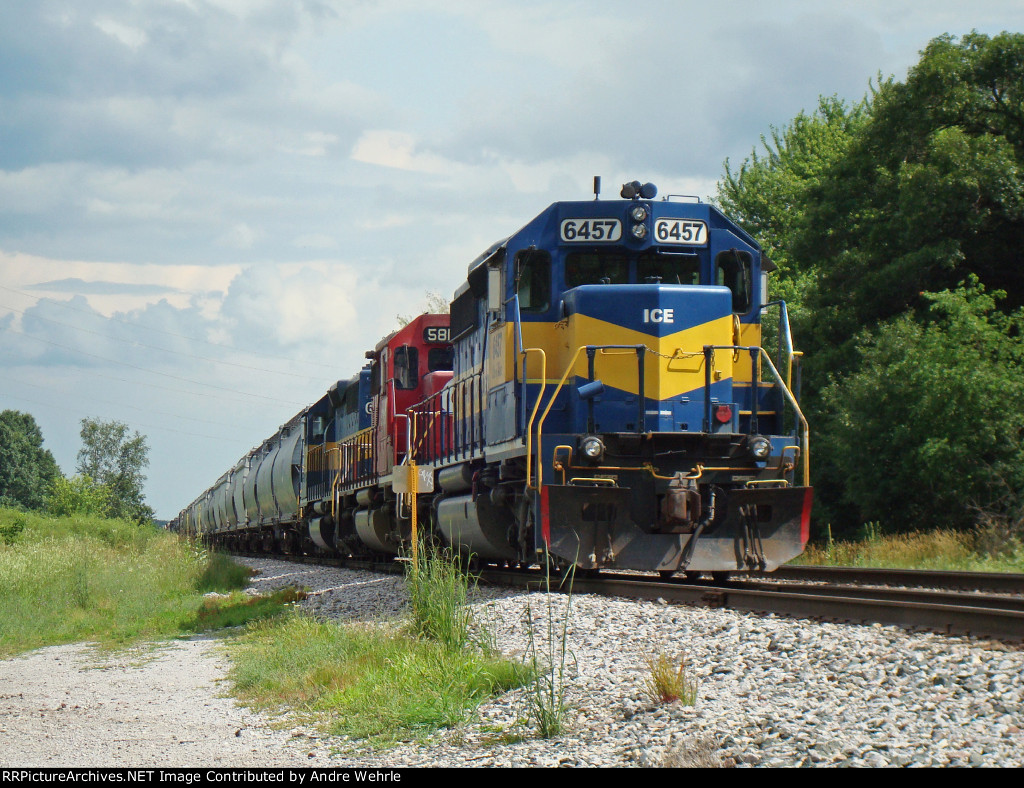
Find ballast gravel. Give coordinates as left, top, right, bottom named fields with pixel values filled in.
left=1, top=555, right=1021, bottom=768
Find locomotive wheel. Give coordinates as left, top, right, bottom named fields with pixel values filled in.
left=658, top=570, right=676, bottom=581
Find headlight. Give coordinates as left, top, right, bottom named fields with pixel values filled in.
left=630, top=204, right=648, bottom=222
left=748, top=436, right=771, bottom=460
left=581, top=436, right=605, bottom=461
left=630, top=223, right=647, bottom=239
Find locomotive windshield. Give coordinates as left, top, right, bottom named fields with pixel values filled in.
left=428, top=346, right=453, bottom=372
left=638, top=251, right=700, bottom=285
left=565, top=250, right=701, bottom=287
left=565, top=251, right=628, bottom=287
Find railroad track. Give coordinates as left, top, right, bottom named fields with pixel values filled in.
left=235, top=552, right=1024, bottom=642
left=478, top=565, right=1024, bottom=641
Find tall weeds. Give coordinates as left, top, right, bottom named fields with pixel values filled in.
left=523, top=552, right=575, bottom=738
left=0, top=506, right=263, bottom=655
left=405, top=546, right=476, bottom=650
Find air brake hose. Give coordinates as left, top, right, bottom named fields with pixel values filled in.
left=679, top=488, right=716, bottom=570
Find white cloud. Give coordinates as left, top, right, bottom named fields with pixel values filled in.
left=278, top=131, right=340, bottom=157
left=351, top=130, right=462, bottom=175
left=291, top=233, right=337, bottom=250
left=217, top=223, right=260, bottom=250
left=93, top=17, right=148, bottom=50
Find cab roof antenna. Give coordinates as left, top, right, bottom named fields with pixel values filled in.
left=593, top=175, right=601, bottom=200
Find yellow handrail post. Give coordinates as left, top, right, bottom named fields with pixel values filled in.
left=522, top=348, right=547, bottom=490
left=410, top=412, right=418, bottom=571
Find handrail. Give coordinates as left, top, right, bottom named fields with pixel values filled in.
left=404, top=368, right=485, bottom=465
left=707, top=345, right=810, bottom=487
left=533, top=344, right=645, bottom=491
left=761, top=300, right=795, bottom=389
left=324, top=445, right=340, bottom=519
left=533, top=345, right=588, bottom=492
left=522, top=348, right=547, bottom=490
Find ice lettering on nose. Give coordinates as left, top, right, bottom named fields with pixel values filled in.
left=643, top=308, right=674, bottom=323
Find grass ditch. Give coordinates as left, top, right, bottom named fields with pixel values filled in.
left=0, top=507, right=292, bottom=656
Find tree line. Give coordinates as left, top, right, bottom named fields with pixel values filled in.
left=716, top=31, right=1024, bottom=538
left=0, top=412, right=154, bottom=523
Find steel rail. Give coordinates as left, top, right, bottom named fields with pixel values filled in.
left=477, top=567, right=1024, bottom=641
left=725, top=579, right=1024, bottom=611
left=764, top=565, right=1024, bottom=594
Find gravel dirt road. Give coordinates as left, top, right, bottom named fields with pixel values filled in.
left=0, top=637, right=336, bottom=767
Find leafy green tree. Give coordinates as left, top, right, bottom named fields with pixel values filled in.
left=716, top=32, right=1024, bottom=535
left=46, top=475, right=114, bottom=518
left=0, top=410, right=61, bottom=510
left=76, top=418, right=154, bottom=523
left=818, top=280, right=1024, bottom=535
left=796, top=32, right=1024, bottom=374
left=716, top=94, right=871, bottom=296
left=715, top=95, right=871, bottom=362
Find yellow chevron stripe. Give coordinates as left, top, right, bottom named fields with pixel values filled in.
left=489, top=315, right=749, bottom=400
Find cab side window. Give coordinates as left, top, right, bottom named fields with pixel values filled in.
left=715, top=250, right=753, bottom=314
left=393, top=346, right=419, bottom=390
left=515, top=250, right=551, bottom=312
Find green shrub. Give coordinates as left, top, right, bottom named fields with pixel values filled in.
left=46, top=475, right=114, bottom=518
left=817, top=280, right=1024, bottom=536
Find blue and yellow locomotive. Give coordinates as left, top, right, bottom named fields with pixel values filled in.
left=411, top=179, right=811, bottom=574
left=179, top=180, right=811, bottom=575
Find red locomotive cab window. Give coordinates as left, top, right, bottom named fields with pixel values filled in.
left=393, top=346, right=419, bottom=390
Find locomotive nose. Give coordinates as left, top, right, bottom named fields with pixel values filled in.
left=560, top=283, right=737, bottom=433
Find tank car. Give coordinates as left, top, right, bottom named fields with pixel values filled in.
left=181, top=181, right=812, bottom=575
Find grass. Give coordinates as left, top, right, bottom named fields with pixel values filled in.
left=798, top=520, right=1024, bottom=572
left=0, top=506, right=285, bottom=656
left=642, top=651, right=698, bottom=706
left=798, top=519, right=1024, bottom=572
left=405, top=547, right=475, bottom=650
left=227, top=615, right=530, bottom=745
left=225, top=548, right=533, bottom=747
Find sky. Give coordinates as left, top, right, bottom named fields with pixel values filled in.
left=2, top=0, right=1023, bottom=520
